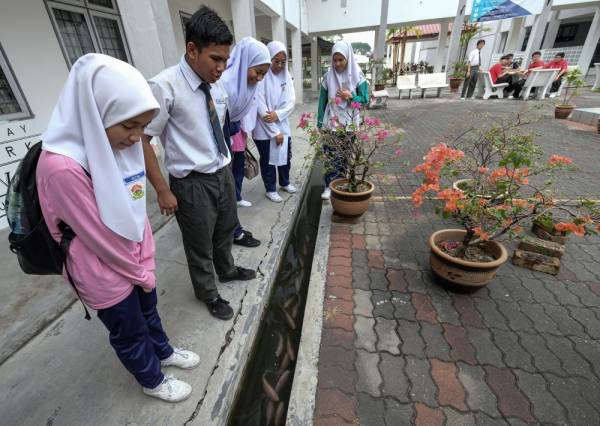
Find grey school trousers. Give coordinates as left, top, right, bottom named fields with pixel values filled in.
left=169, top=166, right=237, bottom=301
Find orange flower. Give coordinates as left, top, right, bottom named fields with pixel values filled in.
left=478, top=198, right=488, bottom=207
left=438, top=188, right=465, bottom=213
left=513, top=225, right=524, bottom=234
left=478, top=166, right=489, bottom=174
left=555, top=222, right=586, bottom=237
left=473, top=226, right=490, bottom=241
left=548, top=155, right=573, bottom=166
left=511, top=199, right=529, bottom=209
left=502, top=218, right=513, bottom=227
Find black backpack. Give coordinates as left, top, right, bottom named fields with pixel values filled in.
left=6, top=142, right=91, bottom=320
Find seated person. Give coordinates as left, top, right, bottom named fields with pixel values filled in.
left=506, top=53, right=520, bottom=70
left=511, top=51, right=546, bottom=99
left=489, top=55, right=515, bottom=96
left=544, top=52, right=569, bottom=96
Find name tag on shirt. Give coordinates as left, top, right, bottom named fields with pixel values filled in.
left=124, top=171, right=146, bottom=201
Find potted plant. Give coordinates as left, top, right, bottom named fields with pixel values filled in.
left=412, top=112, right=600, bottom=288
left=449, top=61, right=468, bottom=93
left=555, top=68, right=585, bottom=119
left=298, top=102, right=402, bottom=216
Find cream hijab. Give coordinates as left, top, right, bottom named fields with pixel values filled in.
left=42, top=54, right=159, bottom=242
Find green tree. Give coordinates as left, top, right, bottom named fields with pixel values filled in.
left=351, top=42, right=372, bottom=55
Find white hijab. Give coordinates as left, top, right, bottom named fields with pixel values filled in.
left=324, top=40, right=366, bottom=108
left=263, top=41, right=293, bottom=114
left=42, top=54, right=159, bottom=242
left=222, top=37, right=271, bottom=122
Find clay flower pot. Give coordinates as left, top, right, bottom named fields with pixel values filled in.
left=555, top=104, right=575, bottom=119
left=429, top=229, right=508, bottom=288
left=329, top=178, right=375, bottom=217
left=449, top=77, right=463, bottom=93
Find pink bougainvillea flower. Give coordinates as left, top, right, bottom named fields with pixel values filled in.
left=334, top=96, right=342, bottom=106
left=351, top=101, right=361, bottom=109
left=548, top=155, right=573, bottom=166
left=478, top=166, right=489, bottom=174
left=376, top=129, right=390, bottom=142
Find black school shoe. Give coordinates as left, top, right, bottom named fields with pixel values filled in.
left=205, top=296, right=234, bottom=320
left=219, top=266, right=257, bottom=283
left=233, top=231, right=261, bottom=247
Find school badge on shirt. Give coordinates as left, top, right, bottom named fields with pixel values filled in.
left=124, top=171, right=146, bottom=201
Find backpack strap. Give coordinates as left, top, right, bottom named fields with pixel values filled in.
left=58, top=222, right=91, bottom=321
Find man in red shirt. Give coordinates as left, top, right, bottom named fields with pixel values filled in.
left=544, top=52, right=568, bottom=96
left=512, top=51, right=546, bottom=98
left=489, top=55, right=514, bottom=96
left=528, top=51, right=545, bottom=71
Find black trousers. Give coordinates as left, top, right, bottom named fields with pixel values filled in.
left=170, top=167, right=237, bottom=301
left=461, top=66, right=479, bottom=98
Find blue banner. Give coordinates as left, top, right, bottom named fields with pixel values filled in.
left=469, top=0, right=544, bottom=22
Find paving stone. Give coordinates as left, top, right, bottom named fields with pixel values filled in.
left=375, top=318, right=401, bottom=355
left=318, top=364, right=355, bottom=394
left=568, top=305, right=600, bottom=339
left=354, top=316, right=376, bottom=352
left=495, top=299, right=535, bottom=332
left=379, top=352, right=410, bottom=401
left=522, top=278, right=560, bottom=305
left=393, top=293, right=417, bottom=321
left=514, top=370, right=567, bottom=425
left=544, top=373, right=600, bottom=425
left=473, top=412, right=509, bottom=426
left=397, top=319, right=426, bottom=358
left=544, top=280, right=583, bottom=307
left=543, top=304, right=587, bottom=337
left=405, top=269, right=427, bottom=294
left=406, top=356, right=438, bottom=407
left=365, top=234, right=380, bottom=249
left=386, top=268, right=407, bottom=292
left=324, top=298, right=354, bottom=317
left=369, top=268, right=388, bottom=291
left=473, top=298, right=510, bottom=330
left=430, top=358, right=467, bottom=411
left=352, top=267, right=371, bottom=291
left=353, top=289, right=373, bottom=317
left=372, top=290, right=395, bottom=319
left=352, top=234, right=366, bottom=249
left=314, top=388, right=358, bottom=423
left=367, top=250, right=385, bottom=269
left=421, top=323, right=450, bottom=361
left=543, top=333, right=592, bottom=378
left=457, top=363, right=500, bottom=417
left=567, top=282, right=600, bottom=308
left=415, top=403, right=445, bottom=426
left=412, top=293, right=439, bottom=324
left=500, top=277, right=535, bottom=304
left=466, top=327, right=505, bottom=368
left=355, top=350, right=381, bottom=397
left=321, top=327, right=354, bottom=350
left=484, top=366, right=535, bottom=423
left=569, top=336, right=600, bottom=379
left=443, top=408, right=476, bottom=426
left=443, top=323, right=477, bottom=365
left=319, top=344, right=355, bottom=371
left=351, top=249, right=368, bottom=267
left=453, top=296, right=484, bottom=328
left=429, top=295, right=462, bottom=326
left=323, top=311, right=355, bottom=333
left=384, top=399, right=414, bottom=425
left=518, top=301, right=559, bottom=334
left=356, top=392, right=385, bottom=426
left=314, top=416, right=354, bottom=426
left=519, top=332, right=564, bottom=374
left=490, top=329, right=534, bottom=371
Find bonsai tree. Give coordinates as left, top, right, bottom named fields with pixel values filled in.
left=298, top=102, right=402, bottom=193
left=559, top=68, right=585, bottom=107
left=412, top=112, right=600, bottom=260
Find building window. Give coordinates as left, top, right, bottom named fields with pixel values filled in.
left=556, top=24, right=578, bottom=43
left=0, top=45, right=31, bottom=121
left=47, top=0, right=131, bottom=67
left=180, top=11, right=192, bottom=37
left=521, top=27, right=532, bottom=51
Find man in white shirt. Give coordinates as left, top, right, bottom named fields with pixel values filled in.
left=142, top=6, right=256, bottom=320
left=461, top=39, right=485, bottom=100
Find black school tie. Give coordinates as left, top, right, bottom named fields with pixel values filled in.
left=199, top=82, right=229, bottom=156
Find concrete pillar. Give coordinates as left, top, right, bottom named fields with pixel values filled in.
left=578, top=6, right=600, bottom=75
left=413, top=42, right=422, bottom=62
left=231, top=0, right=256, bottom=40
left=523, top=1, right=554, bottom=62
left=373, top=0, right=389, bottom=83
left=410, top=42, right=417, bottom=63
left=271, top=15, right=286, bottom=45
left=434, top=20, right=449, bottom=72
left=542, top=10, right=560, bottom=49
left=291, top=27, right=303, bottom=103
left=505, top=17, right=525, bottom=53
left=445, top=0, right=467, bottom=70
left=311, top=35, right=319, bottom=90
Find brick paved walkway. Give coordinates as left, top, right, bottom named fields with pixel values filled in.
left=313, top=95, right=600, bottom=425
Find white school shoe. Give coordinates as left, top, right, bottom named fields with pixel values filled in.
left=161, top=347, right=200, bottom=369
left=143, top=374, right=192, bottom=402
left=281, top=184, right=297, bottom=194
left=549, top=92, right=558, bottom=98
left=508, top=95, right=514, bottom=100
left=266, top=192, right=283, bottom=203
left=237, top=199, right=252, bottom=208
left=460, top=97, right=466, bottom=100
left=321, top=188, right=331, bottom=200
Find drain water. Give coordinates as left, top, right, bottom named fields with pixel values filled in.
left=228, top=165, right=323, bottom=426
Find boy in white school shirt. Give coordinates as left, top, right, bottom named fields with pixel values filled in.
left=142, top=6, right=256, bottom=321
left=461, top=39, right=485, bottom=100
